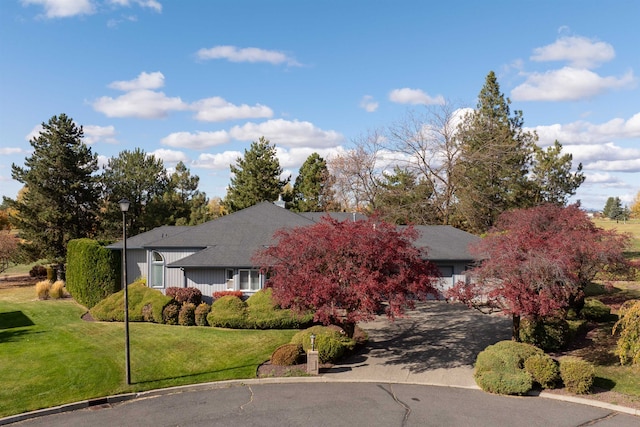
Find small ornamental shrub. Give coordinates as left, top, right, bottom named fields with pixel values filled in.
left=613, top=299, right=640, bottom=366
left=246, top=289, right=314, bottom=329
left=29, top=265, right=47, bottom=278
left=519, top=317, right=570, bottom=351
left=162, top=302, right=180, bottom=325
left=581, top=298, right=612, bottom=322
left=291, top=326, right=356, bottom=364
left=195, top=303, right=211, bottom=326
left=142, top=303, right=155, bottom=322
left=474, top=340, right=543, bottom=395
left=524, top=354, right=559, bottom=389
left=35, top=280, right=51, bottom=300
left=213, top=290, right=244, bottom=300
left=559, top=356, right=595, bottom=394
left=207, top=296, right=248, bottom=329
left=271, top=343, right=303, bottom=366
left=50, top=280, right=66, bottom=299
left=179, top=303, right=197, bottom=326
left=166, top=287, right=202, bottom=306
left=46, top=266, right=57, bottom=282
left=89, top=281, right=173, bottom=323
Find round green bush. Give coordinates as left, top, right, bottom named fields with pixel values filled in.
left=162, top=302, right=180, bottom=325
left=271, top=343, right=303, bottom=366
left=559, top=356, right=594, bottom=394
left=207, top=295, right=248, bottom=328
left=179, top=303, right=196, bottom=326
left=195, top=302, right=211, bottom=326
left=580, top=299, right=612, bottom=322
left=291, top=326, right=356, bottom=364
left=519, top=317, right=570, bottom=351
left=524, top=354, right=559, bottom=389
left=474, top=340, right=543, bottom=395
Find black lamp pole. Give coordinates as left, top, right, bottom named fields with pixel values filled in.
left=119, top=199, right=131, bottom=385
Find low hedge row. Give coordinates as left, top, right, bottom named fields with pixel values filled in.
left=89, top=279, right=173, bottom=323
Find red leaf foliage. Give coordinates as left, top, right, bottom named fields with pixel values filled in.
left=253, top=216, right=441, bottom=326
left=447, top=204, right=631, bottom=321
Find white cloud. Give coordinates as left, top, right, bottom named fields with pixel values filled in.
left=21, top=0, right=95, bottom=18
left=191, top=97, right=273, bottom=122
left=275, top=146, right=346, bottom=169
left=584, top=172, right=621, bottom=185
left=389, top=88, right=445, bottom=105
left=196, top=45, right=300, bottom=66
left=531, top=36, right=615, bottom=68
left=193, top=151, right=243, bottom=170
left=25, top=124, right=43, bottom=141
left=530, top=113, right=640, bottom=146
left=229, top=119, right=344, bottom=148
left=512, top=67, right=635, bottom=101
left=108, top=0, right=162, bottom=12
left=583, top=158, right=640, bottom=173
left=359, top=95, right=379, bottom=112
left=161, top=130, right=231, bottom=150
left=92, top=89, right=187, bottom=118
left=0, top=147, right=24, bottom=155
left=97, top=154, right=109, bottom=169
left=83, top=125, right=117, bottom=144
left=150, top=148, right=188, bottom=164
left=108, top=71, right=165, bottom=91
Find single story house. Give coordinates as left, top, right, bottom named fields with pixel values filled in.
left=108, top=201, right=479, bottom=302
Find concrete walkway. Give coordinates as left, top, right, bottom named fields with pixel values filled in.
left=323, top=301, right=511, bottom=388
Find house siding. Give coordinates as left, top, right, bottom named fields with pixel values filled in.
left=184, top=269, right=227, bottom=303
left=127, top=249, right=147, bottom=286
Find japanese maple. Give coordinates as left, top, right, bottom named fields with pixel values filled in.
left=253, top=217, right=441, bottom=335
left=447, top=204, right=630, bottom=340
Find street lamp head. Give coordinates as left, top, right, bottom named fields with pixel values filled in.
left=119, top=198, right=130, bottom=213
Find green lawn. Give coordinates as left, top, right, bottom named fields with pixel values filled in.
left=592, top=218, right=640, bottom=254
left=0, top=286, right=297, bottom=418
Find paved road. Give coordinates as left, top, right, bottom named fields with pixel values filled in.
left=10, top=382, right=639, bottom=427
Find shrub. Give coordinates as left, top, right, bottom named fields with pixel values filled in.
left=581, top=298, right=612, bottom=322
left=50, top=280, right=66, bottom=299
left=291, top=326, right=356, bottom=364
left=207, top=296, right=248, bottom=328
left=89, top=280, right=173, bottom=323
left=519, top=317, right=570, bottom=351
left=46, top=266, right=57, bottom=282
left=178, top=303, right=197, bottom=326
left=166, top=287, right=203, bottom=306
left=246, top=289, right=314, bottom=329
left=213, top=290, right=244, bottom=300
left=613, top=299, right=640, bottom=366
left=474, top=340, right=542, bottom=395
left=163, top=302, right=180, bottom=325
left=271, top=343, right=303, bottom=366
left=559, top=356, right=595, bottom=394
left=66, top=238, right=120, bottom=308
left=29, top=265, right=47, bottom=278
left=35, top=280, right=51, bottom=300
left=524, top=354, right=559, bottom=389
left=195, top=302, right=211, bottom=326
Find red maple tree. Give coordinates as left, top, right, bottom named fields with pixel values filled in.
left=447, top=204, right=631, bottom=340
left=253, top=217, right=441, bottom=335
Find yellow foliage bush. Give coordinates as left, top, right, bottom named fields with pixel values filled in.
left=50, top=280, right=66, bottom=299
left=35, top=280, right=51, bottom=300
left=613, top=299, right=640, bottom=366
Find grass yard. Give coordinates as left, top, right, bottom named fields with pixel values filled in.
left=592, top=217, right=640, bottom=254
left=0, top=286, right=297, bottom=418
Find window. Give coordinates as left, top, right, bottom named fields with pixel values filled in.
left=226, top=269, right=235, bottom=290
left=150, top=251, right=165, bottom=288
left=239, top=269, right=261, bottom=291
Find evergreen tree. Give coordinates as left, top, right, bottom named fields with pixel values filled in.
left=291, top=153, right=336, bottom=212
left=223, top=137, right=289, bottom=212
left=164, top=161, right=207, bottom=225
left=99, top=148, right=169, bottom=237
left=6, top=114, right=99, bottom=268
left=374, top=167, right=438, bottom=225
left=530, top=141, right=585, bottom=205
left=454, top=71, right=536, bottom=233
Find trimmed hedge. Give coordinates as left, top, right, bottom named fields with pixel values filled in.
left=178, top=303, right=197, bottom=326
left=519, top=317, right=570, bottom=351
left=474, top=340, right=543, bottom=395
left=166, top=287, right=202, bottom=306
left=524, top=354, right=559, bottom=389
left=66, top=238, right=120, bottom=308
left=207, top=296, right=248, bottom=329
left=271, top=343, right=303, bottom=366
left=89, top=280, right=173, bottom=323
left=291, top=326, right=356, bottom=364
left=195, top=303, right=211, bottom=326
left=581, top=298, right=612, bottom=321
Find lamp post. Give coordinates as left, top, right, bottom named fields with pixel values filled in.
left=119, top=198, right=131, bottom=385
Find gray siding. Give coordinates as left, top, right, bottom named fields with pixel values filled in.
left=128, top=249, right=147, bottom=286
left=185, top=269, right=228, bottom=303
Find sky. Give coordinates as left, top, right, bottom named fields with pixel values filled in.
left=1, top=0, right=639, bottom=211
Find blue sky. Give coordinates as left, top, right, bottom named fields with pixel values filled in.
left=1, top=0, right=638, bottom=211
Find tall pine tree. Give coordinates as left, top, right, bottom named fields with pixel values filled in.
left=454, top=71, right=536, bottom=233
left=291, top=153, right=336, bottom=212
left=7, top=114, right=99, bottom=268
left=224, top=137, right=289, bottom=212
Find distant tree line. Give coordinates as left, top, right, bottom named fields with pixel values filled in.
left=2, top=71, right=588, bottom=269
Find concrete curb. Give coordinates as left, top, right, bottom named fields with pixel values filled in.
left=1, top=377, right=637, bottom=425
